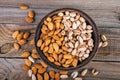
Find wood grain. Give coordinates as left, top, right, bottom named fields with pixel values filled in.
left=0, top=7, right=119, bottom=28
left=0, top=58, right=120, bottom=80
left=0, top=24, right=120, bottom=62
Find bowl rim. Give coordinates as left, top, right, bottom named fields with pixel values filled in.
left=35, top=8, right=99, bottom=71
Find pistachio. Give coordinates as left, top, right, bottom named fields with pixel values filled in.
left=81, top=69, right=88, bottom=76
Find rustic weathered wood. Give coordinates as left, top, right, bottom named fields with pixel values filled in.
left=0, top=7, right=119, bottom=28
left=0, top=24, right=120, bottom=62
left=0, top=58, right=120, bottom=80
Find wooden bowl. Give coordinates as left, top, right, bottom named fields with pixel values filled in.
left=35, top=8, right=99, bottom=71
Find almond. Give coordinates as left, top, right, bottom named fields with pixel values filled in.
left=46, top=17, right=52, bottom=22
left=63, top=54, right=72, bottom=59
left=62, top=64, right=69, bottom=68
left=32, top=66, right=37, bottom=75
left=23, top=32, right=30, bottom=39
left=19, top=4, right=29, bottom=9
left=56, top=41, right=61, bottom=46
left=18, top=39, right=27, bottom=45
left=55, top=22, right=60, bottom=29
left=48, top=44, right=54, bottom=53
left=17, top=32, right=24, bottom=41
left=31, top=53, right=39, bottom=59
left=34, top=64, right=42, bottom=69
left=41, top=43, right=45, bottom=50
left=22, top=64, right=29, bottom=71
left=45, top=38, right=51, bottom=46
left=43, top=46, right=49, bottom=52
left=32, top=49, right=37, bottom=53
left=62, top=46, right=68, bottom=51
left=60, top=23, right=64, bottom=29
left=53, top=35, right=59, bottom=41
left=38, top=67, right=46, bottom=74
left=28, top=10, right=35, bottom=18
left=21, top=51, right=30, bottom=57
left=37, top=39, right=42, bottom=47
left=44, top=72, right=49, bottom=80
left=49, top=70, right=55, bottom=79
left=53, top=53, right=58, bottom=61
left=41, top=28, right=47, bottom=34
left=55, top=73, right=60, bottom=80
left=59, top=71, right=68, bottom=75
left=61, top=59, right=66, bottom=64
left=40, top=60, right=48, bottom=68
left=25, top=16, right=34, bottom=23
left=53, top=43, right=59, bottom=52
left=47, top=57, right=54, bottom=62
left=25, top=59, right=32, bottom=67
left=65, top=59, right=73, bottom=65
left=12, top=30, right=19, bottom=39
left=54, top=29, right=61, bottom=35
left=37, top=74, right=43, bottom=80
left=54, top=61, right=61, bottom=66
left=48, top=30, right=54, bottom=36
left=47, top=22, right=54, bottom=30
left=72, top=58, right=78, bottom=67
left=14, top=42, right=20, bottom=50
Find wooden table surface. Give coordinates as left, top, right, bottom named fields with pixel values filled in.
left=0, top=0, right=120, bottom=80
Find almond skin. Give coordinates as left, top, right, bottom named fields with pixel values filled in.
left=19, top=4, right=29, bottom=9
left=25, top=59, right=32, bottom=67
left=28, top=10, right=35, bottom=18
left=23, top=32, right=30, bottom=39
left=18, top=39, right=27, bottom=45
left=21, top=51, right=30, bottom=57
left=12, top=30, right=19, bottom=39
left=37, top=74, right=43, bottom=80
left=22, top=64, right=29, bottom=71
left=25, top=16, right=34, bottom=23
left=44, top=72, right=49, bottom=80
left=14, top=42, right=20, bottom=50
left=49, top=70, right=55, bottom=79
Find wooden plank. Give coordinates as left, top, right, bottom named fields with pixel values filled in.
left=0, top=24, right=120, bottom=62
left=0, top=7, right=119, bottom=27
left=0, top=58, right=120, bottom=80
left=0, top=0, right=120, bottom=10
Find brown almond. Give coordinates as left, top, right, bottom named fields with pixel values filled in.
left=72, top=58, right=78, bottom=67
left=37, top=39, right=42, bottom=47
left=18, top=39, right=27, bottom=45
left=46, top=17, right=52, bottom=22
left=53, top=35, right=59, bottom=41
left=54, top=61, right=61, bottom=66
left=65, top=59, right=73, bottom=65
left=25, top=16, right=34, bottom=23
left=38, top=67, right=46, bottom=74
left=45, top=38, right=51, bottom=46
left=21, top=51, right=30, bottom=57
left=19, top=4, right=29, bottom=9
left=48, top=44, right=54, bottom=53
left=55, top=73, right=60, bottom=80
left=56, top=41, right=61, bottom=46
left=41, top=43, right=45, bottom=50
left=53, top=43, right=59, bottom=52
left=37, top=74, right=43, bottom=80
left=62, top=46, right=68, bottom=51
left=12, top=30, right=19, bottom=39
left=62, top=64, right=69, bottom=68
left=22, top=64, right=29, bottom=71
left=49, top=70, right=55, bottom=79
left=25, top=59, right=32, bottom=67
left=16, top=32, right=24, bottom=41
left=32, top=66, right=37, bottom=75
left=23, top=32, right=30, bottom=39
left=31, top=53, right=39, bottom=59
left=40, top=60, right=48, bottom=68
left=30, top=39, right=34, bottom=45
left=59, top=71, right=68, bottom=75
left=53, top=53, right=58, bottom=61
left=48, top=57, right=54, bottom=62
left=47, top=22, right=54, bottom=30
left=63, top=54, right=72, bottom=59
left=34, top=64, right=42, bottom=69
left=44, top=72, right=49, bottom=80
left=43, top=46, right=49, bottom=52
left=14, top=42, right=20, bottom=50
left=28, top=10, right=35, bottom=18
left=55, top=22, right=60, bottom=29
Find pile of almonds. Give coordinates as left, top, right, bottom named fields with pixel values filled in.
left=37, top=10, right=94, bottom=68
left=12, top=30, right=30, bottom=50
left=19, top=4, right=35, bottom=23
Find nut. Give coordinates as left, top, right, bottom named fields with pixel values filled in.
left=14, top=42, right=20, bottom=50
left=28, top=10, right=35, bottom=18
left=28, top=56, right=35, bottom=63
left=53, top=43, right=59, bottom=52
left=49, top=70, right=55, bottom=79
left=21, top=51, right=30, bottom=57
left=25, top=16, right=34, bottom=23
left=92, top=69, right=99, bottom=76
left=37, top=74, right=43, bottom=80
left=102, top=41, right=108, bottom=47
left=37, top=39, right=42, bottom=47
left=32, top=66, right=37, bottom=75
left=32, top=74, right=36, bottom=80
left=60, top=75, right=68, bottom=79
left=18, top=39, right=27, bottom=45
left=71, top=71, right=78, bottom=78
left=22, top=64, right=29, bottom=71
left=28, top=69, right=32, bottom=77
left=81, top=69, right=88, bottom=76
left=12, top=31, right=19, bottom=39
left=55, top=73, right=60, bottom=80
left=47, top=22, right=54, bottom=30
left=31, top=53, right=39, bottom=59
left=44, top=72, right=49, bottom=80
left=23, top=32, right=30, bottom=39
left=101, top=34, right=107, bottom=42
left=25, top=59, right=32, bottom=67
left=63, top=54, right=72, bottom=59
left=19, top=4, right=29, bottom=9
